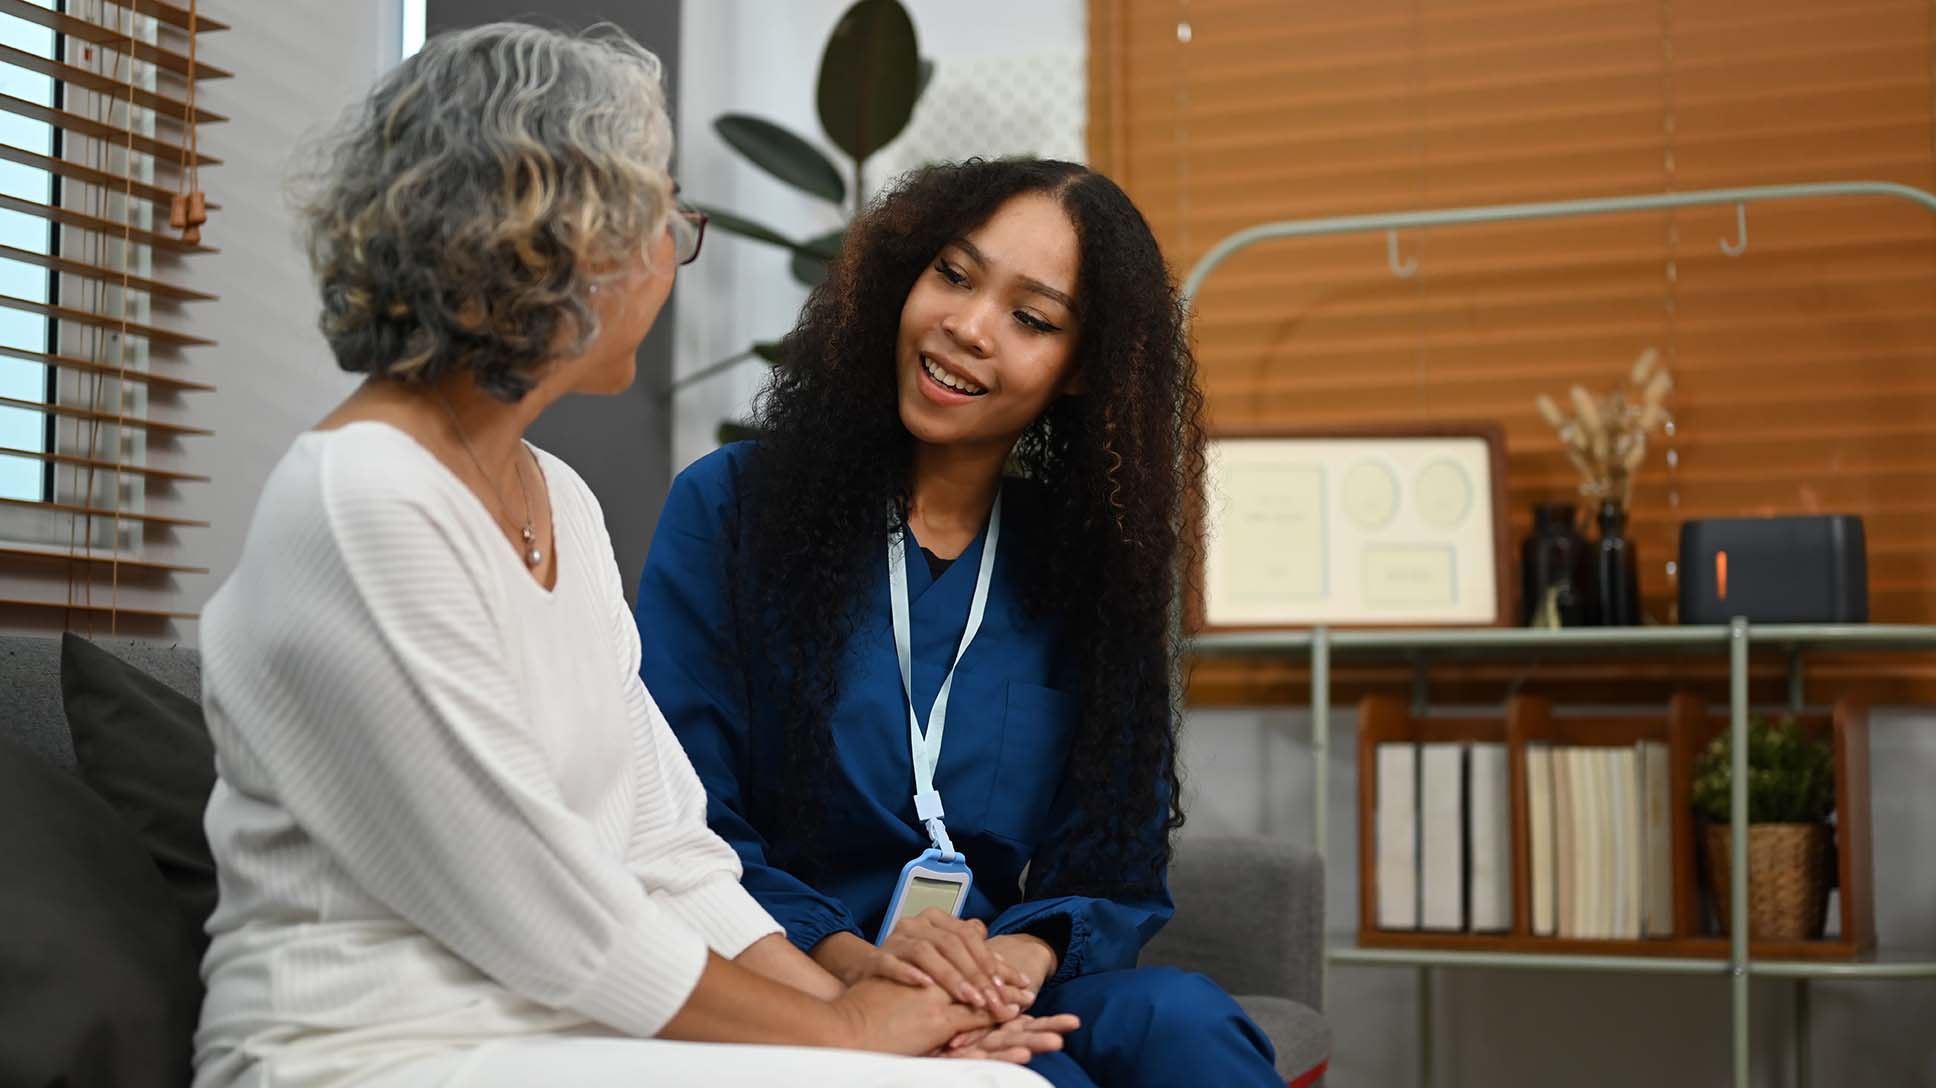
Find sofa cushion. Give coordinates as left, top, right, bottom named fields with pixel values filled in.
left=0, top=635, right=77, bottom=771
left=0, top=732, right=199, bottom=1088
left=1234, top=994, right=1331, bottom=1084
left=61, top=633, right=218, bottom=958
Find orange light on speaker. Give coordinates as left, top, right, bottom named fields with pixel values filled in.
left=1716, top=550, right=1729, bottom=601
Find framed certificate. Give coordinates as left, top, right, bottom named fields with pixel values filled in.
left=1197, top=424, right=1511, bottom=629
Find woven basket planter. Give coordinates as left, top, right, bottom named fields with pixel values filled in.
left=1704, top=822, right=1832, bottom=941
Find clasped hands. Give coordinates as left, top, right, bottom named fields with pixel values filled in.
left=814, top=909, right=1078, bottom=1064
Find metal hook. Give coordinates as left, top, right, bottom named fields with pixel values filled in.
left=1719, top=202, right=1748, bottom=257
left=1386, top=229, right=1418, bottom=278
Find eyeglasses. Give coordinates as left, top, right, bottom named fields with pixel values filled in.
left=669, top=204, right=707, bottom=266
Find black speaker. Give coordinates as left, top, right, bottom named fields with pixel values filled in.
left=1677, top=515, right=1867, bottom=625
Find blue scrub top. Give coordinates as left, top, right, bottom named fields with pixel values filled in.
left=635, top=443, right=1172, bottom=986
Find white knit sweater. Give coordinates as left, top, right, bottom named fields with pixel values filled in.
left=193, top=422, right=780, bottom=1087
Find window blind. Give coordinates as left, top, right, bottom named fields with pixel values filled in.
left=0, top=0, right=221, bottom=633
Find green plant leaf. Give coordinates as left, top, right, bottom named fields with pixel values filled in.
left=801, top=227, right=846, bottom=261
left=816, top=0, right=921, bottom=162
left=791, top=252, right=829, bottom=288
left=1690, top=714, right=1836, bottom=824
left=713, top=115, right=846, bottom=204
left=667, top=348, right=756, bottom=394
left=790, top=228, right=846, bottom=288
left=672, top=341, right=789, bottom=394
left=691, top=204, right=797, bottom=251
left=717, top=420, right=762, bottom=445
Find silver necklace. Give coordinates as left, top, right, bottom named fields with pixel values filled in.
left=431, top=391, right=543, bottom=568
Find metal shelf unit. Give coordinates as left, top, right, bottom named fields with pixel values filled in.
left=1171, top=181, right=1936, bottom=1087
left=1188, top=623, right=1936, bottom=1088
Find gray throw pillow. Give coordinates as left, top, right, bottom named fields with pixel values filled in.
left=60, top=633, right=218, bottom=958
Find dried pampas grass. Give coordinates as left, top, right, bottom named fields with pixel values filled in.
left=1538, top=348, right=1672, bottom=508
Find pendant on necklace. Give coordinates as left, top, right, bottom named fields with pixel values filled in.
left=521, top=524, right=543, bottom=568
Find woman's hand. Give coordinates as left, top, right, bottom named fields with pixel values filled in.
left=984, top=933, right=1058, bottom=996
left=881, top=910, right=1034, bottom=1012
left=939, top=1013, right=1082, bottom=1064
left=828, top=977, right=998, bottom=1057
left=815, top=918, right=1034, bottom=1015
left=734, top=933, right=844, bottom=1001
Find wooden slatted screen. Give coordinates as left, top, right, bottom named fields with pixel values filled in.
left=0, top=0, right=222, bottom=632
left=1091, top=0, right=1936, bottom=702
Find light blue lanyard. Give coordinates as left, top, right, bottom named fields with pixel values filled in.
left=888, top=488, right=1003, bottom=861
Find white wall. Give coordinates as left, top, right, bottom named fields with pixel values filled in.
left=165, top=0, right=392, bottom=638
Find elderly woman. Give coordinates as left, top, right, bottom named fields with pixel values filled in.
left=192, top=24, right=1068, bottom=1088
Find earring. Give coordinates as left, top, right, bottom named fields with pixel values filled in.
left=589, top=283, right=602, bottom=296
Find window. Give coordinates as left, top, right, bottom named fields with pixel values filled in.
left=0, top=0, right=224, bottom=631
left=401, top=0, right=423, bottom=61
left=0, top=1, right=57, bottom=503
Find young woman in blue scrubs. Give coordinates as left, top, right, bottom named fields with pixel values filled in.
left=636, top=159, right=1281, bottom=1087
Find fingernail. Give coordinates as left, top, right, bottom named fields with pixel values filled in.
left=959, top=983, right=982, bottom=1006
left=915, top=971, right=935, bottom=986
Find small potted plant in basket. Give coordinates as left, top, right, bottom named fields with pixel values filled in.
left=1690, top=714, right=1836, bottom=940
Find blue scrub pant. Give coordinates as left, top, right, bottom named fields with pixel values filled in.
left=1021, top=966, right=1281, bottom=1088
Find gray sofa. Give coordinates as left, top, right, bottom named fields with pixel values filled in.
left=1143, top=835, right=1330, bottom=1082
left=1, top=633, right=1328, bottom=1083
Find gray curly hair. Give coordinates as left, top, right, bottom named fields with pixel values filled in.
left=297, top=22, right=674, bottom=401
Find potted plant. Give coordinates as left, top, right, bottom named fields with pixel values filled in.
left=675, top=0, right=935, bottom=443
left=1690, top=714, right=1836, bottom=940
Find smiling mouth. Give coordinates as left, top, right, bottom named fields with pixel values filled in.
left=921, top=354, right=987, bottom=396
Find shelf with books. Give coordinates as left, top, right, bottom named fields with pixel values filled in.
left=1326, top=940, right=1731, bottom=975
left=1342, top=933, right=1883, bottom=963
left=1324, top=940, right=1936, bottom=978
left=1192, top=623, right=1936, bottom=658
left=1182, top=622, right=1936, bottom=1088
left=1510, top=697, right=1683, bottom=949
left=1356, top=696, right=1516, bottom=939
left=1353, top=692, right=1876, bottom=962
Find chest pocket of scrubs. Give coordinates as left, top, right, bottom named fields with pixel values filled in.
left=982, top=681, right=1079, bottom=843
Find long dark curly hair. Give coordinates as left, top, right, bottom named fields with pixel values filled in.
left=735, top=158, right=1205, bottom=899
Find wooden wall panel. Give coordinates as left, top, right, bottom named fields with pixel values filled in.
left=1092, top=0, right=1936, bottom=664
left=1099, top=0, right=1936, bottom=704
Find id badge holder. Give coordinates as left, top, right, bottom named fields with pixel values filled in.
left=876, top=848, right=974, bottom=945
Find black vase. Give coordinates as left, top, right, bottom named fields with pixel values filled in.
left=1521, top=502, right=1591, bottom=626
left=1594, top=500, right=1643, bottom=627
